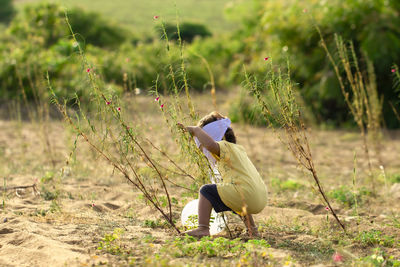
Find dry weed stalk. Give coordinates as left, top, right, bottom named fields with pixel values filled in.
left=246, top=64, right=346, bottom=231
left=14, top=58, right=56, bottom=168
left=45, top=13, right=189, bottom=233
left=192, top=52, right=217, bottom=109
left=48, top=75, right=180, bottom=232
left=155, top=19, right=216, bottom=185
left=391, top=64, right=400, bottom=122
left=154, top=19, right=233, bottom=236
left=316, top=28, right=384, bottom=190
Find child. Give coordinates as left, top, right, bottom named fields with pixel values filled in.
left=179, top=111, right=268, bottom=237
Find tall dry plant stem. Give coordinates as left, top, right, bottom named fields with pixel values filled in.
left=316, top=26, right=384, bottom=191
left=15, top=60, right=56, bottom=168
left=145, top=138, right=196, bottom=181
left=192, top=52, right=217, bottom=109
left=50, top=13, right=181, bottom=233
left=156, top=19, right=215, bottom=185
left=392, top=64, right=400, bottom=122
left=48, top=75, right=179, bottom=232
left=246, top=65, right=346, bottom=231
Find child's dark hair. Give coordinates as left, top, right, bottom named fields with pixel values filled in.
left=197, top=111, right=236, bottom=144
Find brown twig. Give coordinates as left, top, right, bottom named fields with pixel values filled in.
left=3, top=183, right=40, bottom=196
left=2, top=184, right=37, bottom=191
left=145, top=138, right=196, bottom=181
left=48, top=75, right=180, bottom=233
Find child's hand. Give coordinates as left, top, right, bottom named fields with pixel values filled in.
left=176, top=122, right=187, bottom=132
left=176, top=123, right=196, bottom=135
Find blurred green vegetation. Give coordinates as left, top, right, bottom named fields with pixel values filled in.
left=225, top=0, right=400, bottom=128
left=1, top=0, right=400, bottom=128
left=0, top=0, right=15, bottom=24
left=15, top=0, right=236, bottom=34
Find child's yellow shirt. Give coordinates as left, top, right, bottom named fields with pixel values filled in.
left=213, top=141, right=268, bottom=215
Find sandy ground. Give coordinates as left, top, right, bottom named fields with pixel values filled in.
left=0, top=93, right=399, bottom=266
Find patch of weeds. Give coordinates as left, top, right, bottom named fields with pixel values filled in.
left=260, top=218, right=311, bottom=235
left=180, top=183, right=199, bottom=199
left=158, top=195, right=178, bottom=208
left=390, top=216, right=400, bottom=229
left=49, top=200, right=61, bottom=213
left=355, top=230, right=397, bottom=247
left=67, top=192, right=74, bottom=200
left=143, top=234, right=157, bottom=243
left=32, top=209, right=48, bottom=217
left=143, top=254, right=170, bottom=266
left=389, top=173, right=400, bottom=184
left=98, top=228, right=125, bottom=255
left=41, top=187, right=59, bottom=200
left=142, top=219, right=170, bottom=229
left=40, top=171, right=55, bottom=183
left=356, top=247, right=400, bottom=266
left=30, top=201, right=62, bottom=217
left=124, top=207, right=136, bottom=222
left=40, top=171, right=61, bottom=200
left=274, top=239, right=334, bottom=263
left=163, top=235, right=270, bottom=258
left=271, top=178, right=304, bottom=191
left=328, top=185, right=371, bottom=208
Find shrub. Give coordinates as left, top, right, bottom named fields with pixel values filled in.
left=224, top=0, right=400, bottom=127
left=0, top=0, right=15, bottom=25
left=159, top=22, right=211, bottom=43
left=8, top=3, right=131, bottom=49
left=67, top=7, right=131, bottom=49
left=0, top=3, right=129, bottom=102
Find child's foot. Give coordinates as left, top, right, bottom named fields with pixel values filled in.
left=246, top=227, right=261, bottom=238
left=182, top=227, right=210, bottom=238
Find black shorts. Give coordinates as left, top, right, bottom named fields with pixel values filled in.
left=199, top=184, right=233, bottom=213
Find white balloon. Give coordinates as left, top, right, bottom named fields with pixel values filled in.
left=181, top=199, right=226, bottom=235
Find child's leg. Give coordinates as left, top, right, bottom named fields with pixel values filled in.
left=240, top=214, right=260, bottom=237
left=183, top=192, right=212, bottom=237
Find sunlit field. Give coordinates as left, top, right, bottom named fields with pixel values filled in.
left=1, top=0, right=400, bottom=266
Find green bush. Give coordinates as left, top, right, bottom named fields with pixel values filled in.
left=67, top=7, right=131, bottom=49
left=160, top=22, right=211, bottom=43
left=224, top=0, right=400, bottom=127
left=0, top=0, right=15, bottom=24
left=0, top=3, right=130, bottom=102
left=8, top=3, right=131, bottom=48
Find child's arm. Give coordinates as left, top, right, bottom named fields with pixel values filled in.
left=178, top=124, right=220, bottom=156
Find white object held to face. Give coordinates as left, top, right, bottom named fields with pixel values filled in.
left=195, top=118, right=231, bottom=168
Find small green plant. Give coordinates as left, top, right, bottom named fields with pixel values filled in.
left=185, top=214, right=198, bottom=230
left=357, top=247, right=400, bottom=267
left=49, top=200, right=61, bottom=213
left=40, top=171, right=55, bottom=183
left=33, top=209, right=48, bottom=217
left=356, top=230, right=397, bottom=248
left=183, top=214, right=216, bottom=231
left=328, top=186, right=371, bottom=208
left=97, top=228, right=125, bottom=255
left=142, top=219, right=170, bottom=229
left=163, top=236, right=270, bottom=258
left=389, top=173, right=400, bottom=184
